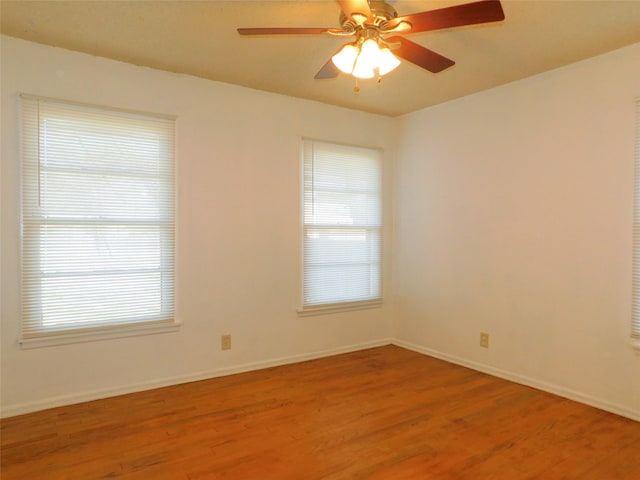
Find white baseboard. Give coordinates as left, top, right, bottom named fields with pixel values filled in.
left=0, top=338, right=393, bottom=418
left=392, top=339, right=640, bottom=422
left=3, top=337, right=638, bottom=422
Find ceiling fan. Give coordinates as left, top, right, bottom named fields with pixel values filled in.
left=238, top=0, right=505, bottom=83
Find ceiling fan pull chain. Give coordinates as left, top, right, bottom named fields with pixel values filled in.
left=354, top=78, right=360, bottom=93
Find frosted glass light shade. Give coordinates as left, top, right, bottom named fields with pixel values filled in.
left=358, top=39, right=380, bottom=71
left=332, top=39, right=401, bottom=79
left=352, top=57, right=375, bottom=79
left=378, top=47, right=401, bottom=75
left=352, top=39, right=378, bottom=79
left=331, top=44, right=359, bottom=74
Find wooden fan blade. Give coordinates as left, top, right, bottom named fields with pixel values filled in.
left=237, top=27, right=335, bottom=35
left=385, top=0, right=504, bottom=33
left=386, top=36, right=455, bottom=73
left=337, top=0, right=372, bottom=22
left=314, top=59, right=340, bottom=79
left=314, top=44, right=347, bottom=79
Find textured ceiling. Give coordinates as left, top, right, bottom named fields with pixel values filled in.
left=2, top=0, right=640, bottom=117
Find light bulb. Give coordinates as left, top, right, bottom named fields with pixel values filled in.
left=331, top=44, right=359, bottom=74
left=377, top=47, right=401, bottom=75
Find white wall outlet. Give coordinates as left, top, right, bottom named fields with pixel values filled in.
left=221, top=334, right=232, bottom=350
left=480, top=332, right=489, bottom=348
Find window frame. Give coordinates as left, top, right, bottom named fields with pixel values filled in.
left=632, top=97, right=640, bottom=351
left=298, top=138, right=383, bottom=316
left=19, top=95, right=180, bottom=348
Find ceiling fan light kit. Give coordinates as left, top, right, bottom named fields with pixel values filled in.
left=238, top=0, right=505, bottom=87
left=332, top=37, right=401, bottom=79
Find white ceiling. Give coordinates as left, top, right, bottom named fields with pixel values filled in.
left=2, top=0, right=640, bottom=117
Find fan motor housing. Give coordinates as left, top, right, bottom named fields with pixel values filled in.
left=339, top=0, right=398, bottom=30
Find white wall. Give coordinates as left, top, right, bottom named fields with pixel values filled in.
left=393, top=43, right=640, bottom=419
left=0, top=36, right=396, bottom=416
left=3, top=34, right=639, bottom=421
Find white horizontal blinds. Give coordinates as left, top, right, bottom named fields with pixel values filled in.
left=633, top=97, right=640, bottom=340
left=21, top=96, right=176, bottom=338
left=303, top=140, right=382, bottom=307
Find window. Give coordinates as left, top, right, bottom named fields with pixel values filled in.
left=633, top=97, right=640, bottom=346
left=20, top=96, right=177, bottom=346
left=300, top=139, right=382, bottom=313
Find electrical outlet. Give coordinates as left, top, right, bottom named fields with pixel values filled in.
left=221, top=334, right=232, bottom=350
left=480, top=332, right=489, bottom=348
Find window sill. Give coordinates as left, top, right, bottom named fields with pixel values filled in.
left=19, top=320, right=182, bottom=349
left=632, top=338, right=640, bottom=353
left=297, top=299, right=383, bottom=317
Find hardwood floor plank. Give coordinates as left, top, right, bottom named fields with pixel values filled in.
left=2, top=346, right=638, bottom=479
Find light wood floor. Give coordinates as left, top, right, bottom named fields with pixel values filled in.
left=2, top=345, right=639, bottom=479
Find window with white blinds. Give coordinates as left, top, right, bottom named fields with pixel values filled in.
left=633, top=97, right=640, bottom=344
left=20, top=95, right=177, bottom=344
left=301, top=139, right=382, bottom=312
